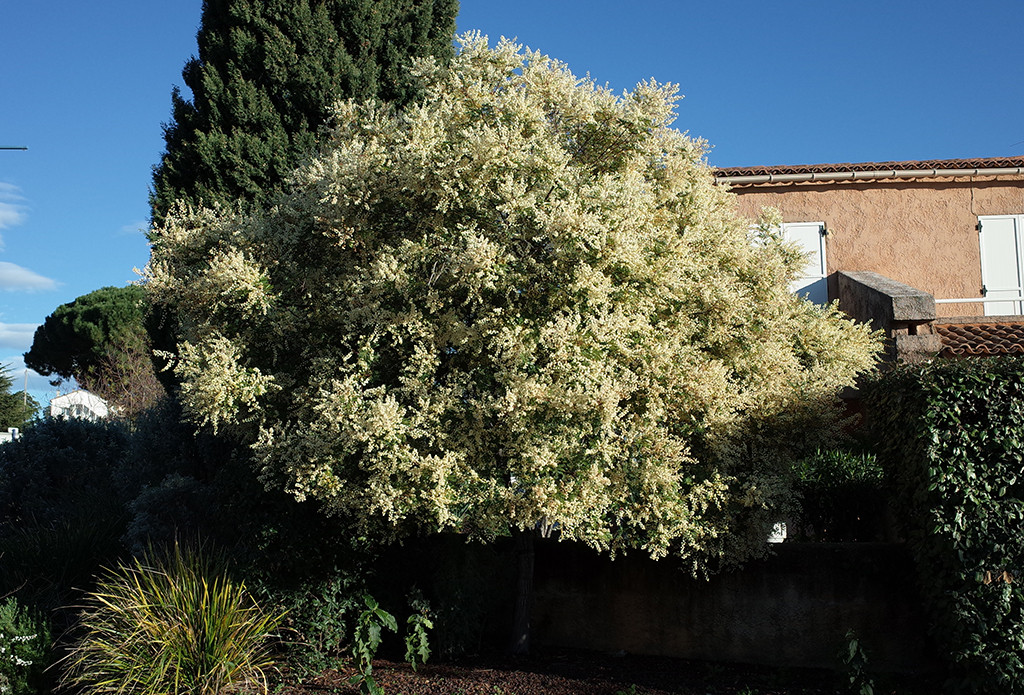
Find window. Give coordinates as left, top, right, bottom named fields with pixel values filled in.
left=978, top=215, right=1024, bottom=315
left=783, top=222, right=828, bottom=304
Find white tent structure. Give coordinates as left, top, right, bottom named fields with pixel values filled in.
left=49, top=389, right=110, bottom=422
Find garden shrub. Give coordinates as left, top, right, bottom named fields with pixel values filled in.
left=0, top=418, right=132, bottom=616
left=0, top=597, right=50, bottom=695
left=865, top=357, right=1024, bottom=693
left=0, top=417, right=131, bottom=527
left=119, top=399, right=251, bottom=554
left=267, top=570, right=366, bottom=678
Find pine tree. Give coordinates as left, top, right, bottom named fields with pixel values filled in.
left=151, top=0, right=458, bottom=223
left=25, top=286, right=162, bottom=417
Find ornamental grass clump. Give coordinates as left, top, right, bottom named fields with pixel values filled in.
left=60, top=543, right=283, bottom=695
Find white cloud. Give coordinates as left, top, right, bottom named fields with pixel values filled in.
left=119, top=220, right=150, bottom=236
left=0, top=205, right=22, bottom=231
left=0, top=262, right=57, bottom=291
left=0, top=181, right=26, bottom=243
left=0, top=322, right=38, bottom=352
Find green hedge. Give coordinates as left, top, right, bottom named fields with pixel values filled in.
left=865, top=357, right=1024, bottom=693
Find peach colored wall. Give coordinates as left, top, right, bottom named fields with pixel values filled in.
left=729, top=176, right=1024, bottom=317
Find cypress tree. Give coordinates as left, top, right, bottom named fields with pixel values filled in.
left=151, top=0, right=458, bottom=223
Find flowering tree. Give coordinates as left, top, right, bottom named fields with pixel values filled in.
left=147, top=36, right=879, bottom=579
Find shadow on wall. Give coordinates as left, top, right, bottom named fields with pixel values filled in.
left=532, top=539, right=938, bottom=674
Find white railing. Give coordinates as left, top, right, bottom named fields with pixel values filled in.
left=935, top=297, right=1024, bottom=314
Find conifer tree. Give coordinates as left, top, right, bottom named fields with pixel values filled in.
left=0, top=365, right=38, bottom=430
left=151, top=0, right=458, bottom=223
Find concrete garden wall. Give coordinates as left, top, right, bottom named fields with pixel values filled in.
left=532, top=540, right=936, bottom=673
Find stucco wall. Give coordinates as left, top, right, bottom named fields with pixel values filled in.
left=728, top=176, right=1024, bottom=317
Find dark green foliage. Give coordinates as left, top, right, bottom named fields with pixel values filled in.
left=839, top=629, right=876, bottom=695
left=150, top=0, right=458, bottom=223
left=349, top=595, right=397, bottom=695
left=0, top=418, right=132, bottom=614
left=269, top=571, right=365, bottom=678
left=121, top=423, right=271, bottom=554
left=403, top=589, right=433, bottom=670
left=793, top=449, right=886, bottom=542
left=23, top=286, right=160, bottom=415
left=24, top=285, right=146, bottom=384
left=0, top=417, right=131, bottom=527
left=0, top=516, right=126, bottom=623
left=865, top=357, right=1024, bottom=693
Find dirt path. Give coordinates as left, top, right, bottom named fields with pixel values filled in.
left=274, top=650, right=937, bottom=694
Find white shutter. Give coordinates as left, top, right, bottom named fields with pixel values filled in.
left=784, top=222, right=828, bottom=304
left=979, top=215, right=1024, bottom=316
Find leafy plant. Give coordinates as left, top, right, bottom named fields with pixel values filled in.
left=268, top=571, right=365, bottom=678
left=793, top=449, right=886, bottom=541
left=840, top=629, right=875, bottom=695
left=349, top=595, right=397, bottom=695
left=0, top=597, right=50, bottom=695
left=866, top=357, right=1024, bottom=692
left=404, top=589, right=433, bottom=671
left=60, top=542, right=284, bottom=694
left=148, top=32, right=880, bottom=582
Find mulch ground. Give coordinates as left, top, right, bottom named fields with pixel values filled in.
left=274, top=650, right=942, bottom=694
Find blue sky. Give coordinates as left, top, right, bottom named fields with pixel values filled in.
left=1, top=0, right=1023, bottom=405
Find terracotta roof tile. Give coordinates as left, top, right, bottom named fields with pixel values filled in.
left=715, top=156, right=1024, bottom=179
left=935, top=321, right=1024, bottom=357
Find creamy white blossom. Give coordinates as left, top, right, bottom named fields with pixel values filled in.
left=147, top=34, right=881, bottom=570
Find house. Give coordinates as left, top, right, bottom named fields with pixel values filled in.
left=48, top=389, right=110, bottom=421
left=715, top=156, right=1024, bottom=360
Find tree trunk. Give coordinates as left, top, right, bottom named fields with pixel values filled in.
left=511, top=527, right=535, bottom=656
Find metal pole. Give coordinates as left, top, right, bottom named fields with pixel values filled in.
left=0, top=147, right=27, bottom=150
